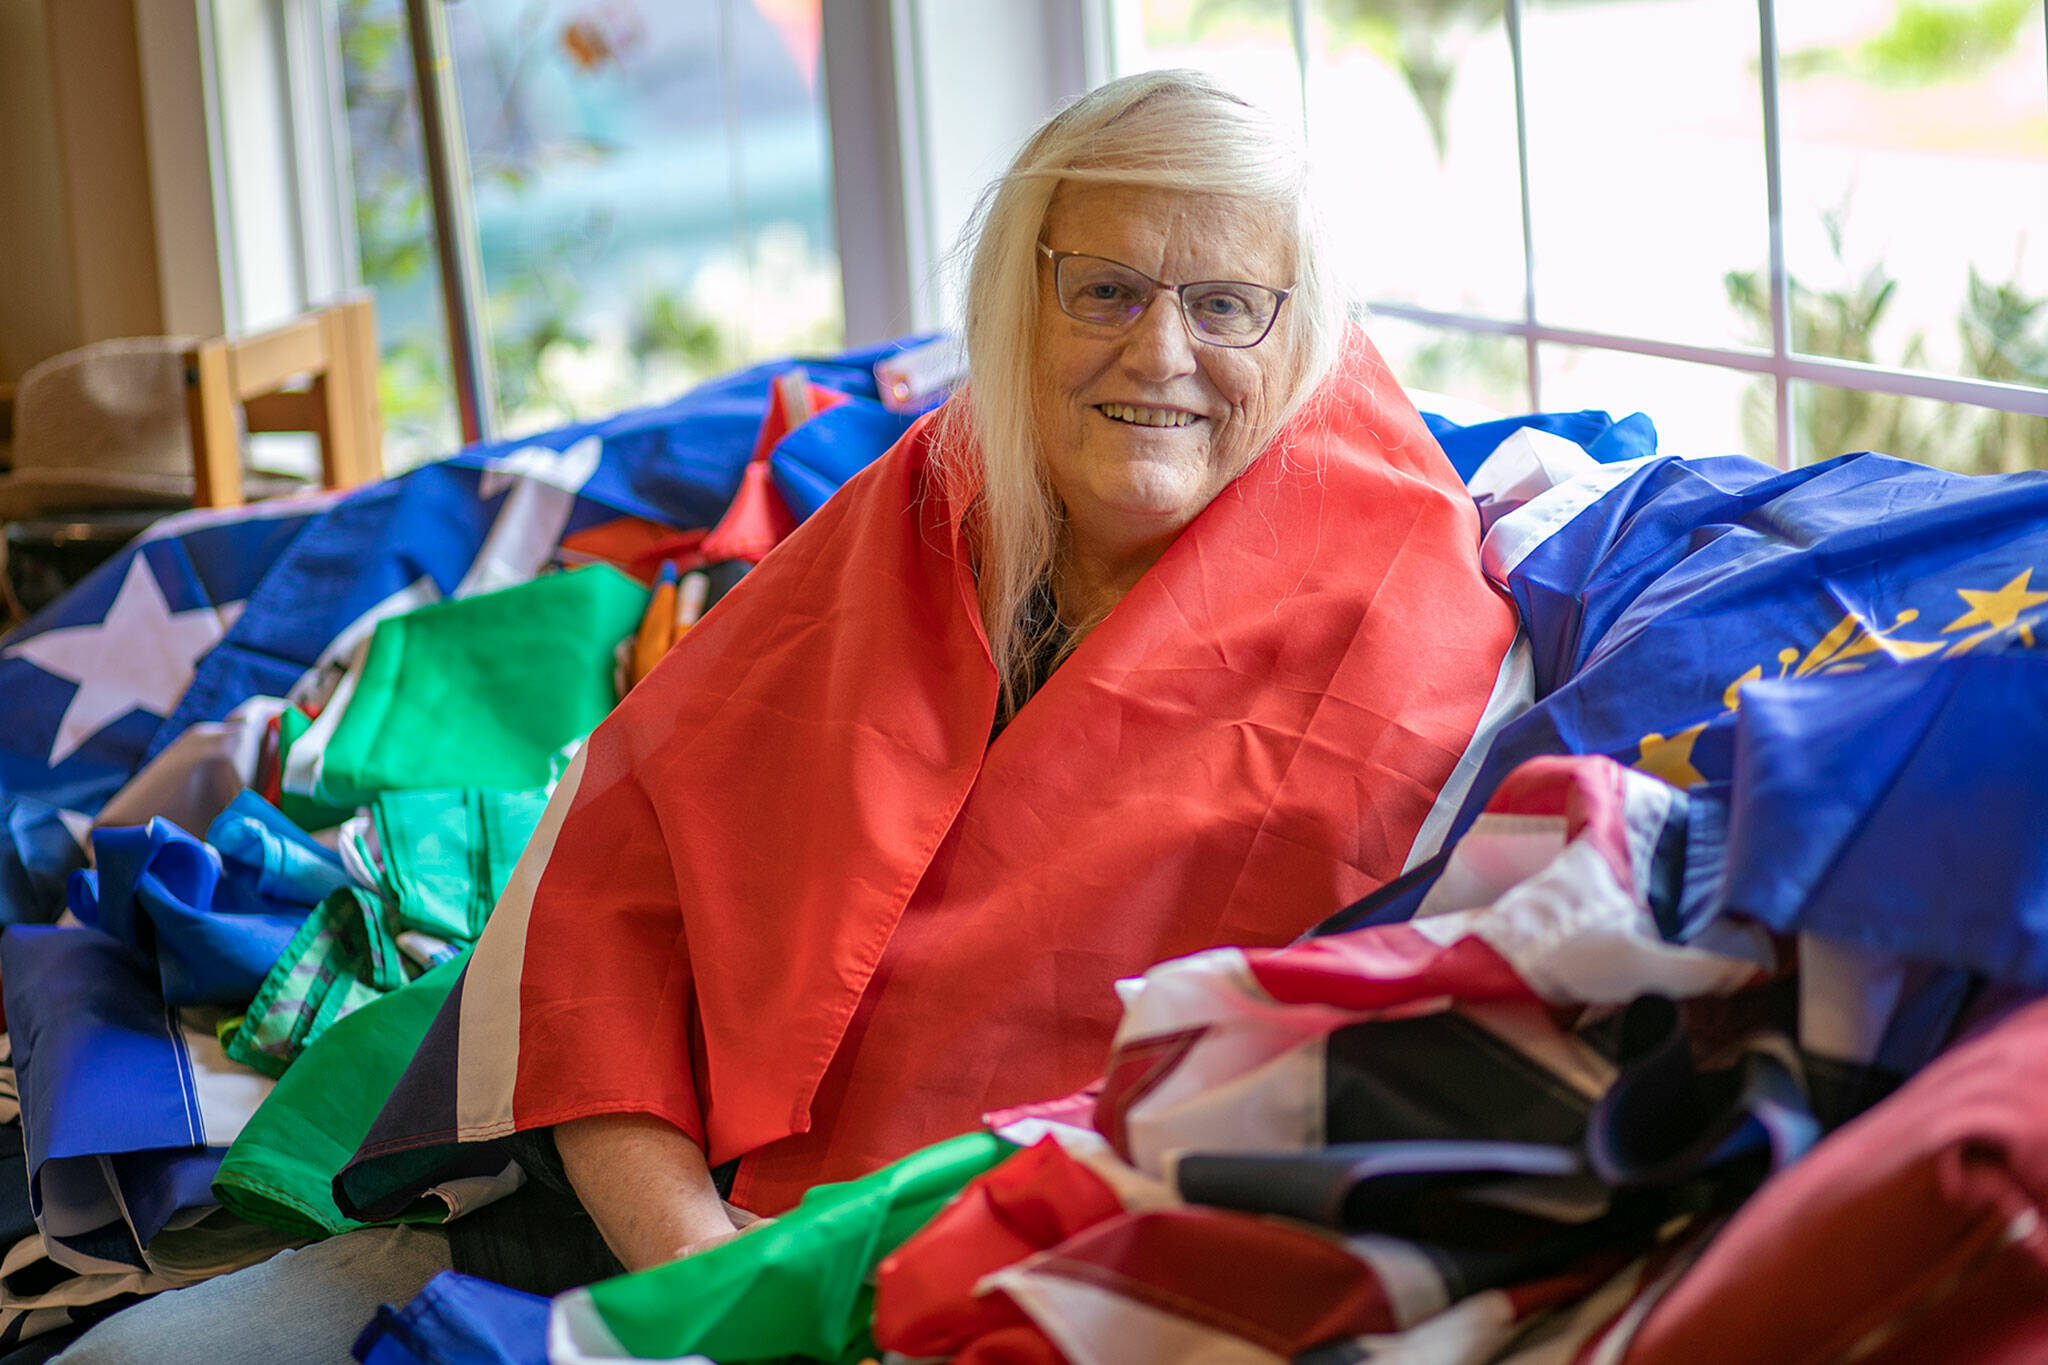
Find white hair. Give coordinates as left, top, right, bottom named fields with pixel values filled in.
left=931, top=69, right=1347, bottom=719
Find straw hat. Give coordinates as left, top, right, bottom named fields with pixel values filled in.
left=0, top=337, right=301, bottom=521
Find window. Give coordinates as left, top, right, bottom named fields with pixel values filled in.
left=1108, top=0, right=2048, bottom=470
left=337, top=0, right=843, bottom=464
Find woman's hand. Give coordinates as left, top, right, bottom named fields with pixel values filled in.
left=556, top=1111, right=738, bottom=1273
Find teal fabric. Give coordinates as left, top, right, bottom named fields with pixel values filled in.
left=225, top=788, right=545, bottom=1076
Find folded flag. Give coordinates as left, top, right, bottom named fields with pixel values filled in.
left=214, top=954, right=517, bottom=1238
left=354, top=1271, right=555, bottom=1365
left=546, top=1132, right=1014, bottom=1364
left=0, top=924, right=289, bottom=1279
left=280, top=565, right=646, bottom=813
left=228, top=789, right=547, bottom=1076
left=1422, top=408, right=1657, bottom=483
left=1623, top=989, right=2048, bottom=1365
left=0, top=797, right=90, bottom=929
left=64, top=797, right=338, bottom=1009
left=1705, top=652, right=2048, bottom=991
left=0, top=501, right=334, bottom=815
left=1456, top=449, right=2048, bottom=839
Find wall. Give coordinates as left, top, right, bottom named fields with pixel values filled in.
left=0, top=0, right=83, bottom=379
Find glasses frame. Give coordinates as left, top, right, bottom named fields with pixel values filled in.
left=1037, top=243, right=1292, bottom=349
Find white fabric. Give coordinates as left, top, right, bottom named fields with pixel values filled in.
left=1401, top=633, right=1536, bottom=874
left=987, top=1267, right=1284, bottom=1365
left=1480, top=456, right=1656, bottom=581
left=1468, top=428, right=1601, bottom=513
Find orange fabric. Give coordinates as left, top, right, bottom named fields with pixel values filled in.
left=503, top=329, right=1518, bottom=1212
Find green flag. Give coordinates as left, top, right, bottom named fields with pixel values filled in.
left=214, top=953, right=467, bottom=1237
left=308, top=565, right=646, bottom=809
left=226, top=786, right=546, bottom=1076
left=553, top=1132, right=1016, bottom=1363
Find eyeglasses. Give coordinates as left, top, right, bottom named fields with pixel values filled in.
left=1037, top=244, right=1291, bottom=349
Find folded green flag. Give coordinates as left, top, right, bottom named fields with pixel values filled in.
left=226, top=786, right=546, bottom=1076
left=307, top=565, right=646, bottom=810
left=552, top=1131, right=1016, bottom=1363
left=214, top=953, right=468, bottom=1237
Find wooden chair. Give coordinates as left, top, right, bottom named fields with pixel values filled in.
left=182, top=297, right=383, bottom=509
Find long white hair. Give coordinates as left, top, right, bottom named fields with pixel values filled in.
left=932, top=69, right=1347, bottom=717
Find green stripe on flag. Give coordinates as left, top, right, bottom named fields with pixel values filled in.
left=565, top=1131, right=1017, bottom=1363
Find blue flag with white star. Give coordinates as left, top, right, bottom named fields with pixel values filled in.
left=0, top=341, right=923, bottom=923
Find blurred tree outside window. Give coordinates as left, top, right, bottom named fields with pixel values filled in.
left=1116, top=0, right=2048, bottom=470
left=338, top=0, right=843, bottom=465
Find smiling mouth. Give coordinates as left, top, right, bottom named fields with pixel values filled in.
left=1097, top=403, right=1200, bottom=428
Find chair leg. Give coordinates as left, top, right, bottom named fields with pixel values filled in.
left=184, top=340, right=243, bottom=509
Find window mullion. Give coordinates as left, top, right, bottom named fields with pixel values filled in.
left=1506, top=0, right=1540, bottom=410
left=402, top=0, right=496, bottom=445
left=1758, top=0, right=1792, bottom=466
left=1289, top=0, right=1310, bottom=129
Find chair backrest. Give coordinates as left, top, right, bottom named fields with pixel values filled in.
left=182, top=297, right=383, bottom=509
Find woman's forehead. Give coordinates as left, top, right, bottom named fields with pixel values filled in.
left=1041, top=182, right=1293, bottom=285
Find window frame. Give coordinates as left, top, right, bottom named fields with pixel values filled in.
left=1163, top=0, right=2048, bottom=466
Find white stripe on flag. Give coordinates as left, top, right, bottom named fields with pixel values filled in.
left=177, top=1012, right=274, bottom=1148
left=1479, top=455, right=1656, bottom=582
left=988, top=1266, right=1284, bottom=1365
left=1109, top=950, right=1353, bottom=1176
left=1332, top=1287, right=1521, bottom=1365
left=1401, top=632, right=1534, bottom=873
left=1467, top=427, right=1601, bottom=508
left=456, top=744, right=588, bottom=1142
left=1344, top=1233, right=1453, bottom=1331
left=460, top=435, right=603, bottom=600
left=1407, top=839, right=1760, bottom=1004
left=546, top=1285, right=718, bottom=1365
left=281, top=636, right=371, bottom=800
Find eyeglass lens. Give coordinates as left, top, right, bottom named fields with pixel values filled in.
left=1055, top=255, right=1280, bottom=347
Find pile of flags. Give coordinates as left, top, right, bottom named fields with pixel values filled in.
left=6, top=349, right=2048, bottom=1364
left=0, top=340, right=925, bottom=1351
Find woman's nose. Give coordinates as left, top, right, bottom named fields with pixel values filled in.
left=1119, top=291, right=1199, bottom=380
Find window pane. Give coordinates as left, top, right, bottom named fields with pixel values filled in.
left=338, top=0, right=461, bottom=468
left=1791, top=380, right=2048, bottom=472
left=1369, top=315, right=1529, bottom=419
left=1113, top=0, right=1304, bottom=121
left=1523, top=0, right=1768, bottom=347
left=1538, top=343, right=1763, bottom=461
left=442, top=0, right=842, bottom=440
left=1308, top=1, right=1524, bottom=318
left=1778, top=3, right=2048, bottom=386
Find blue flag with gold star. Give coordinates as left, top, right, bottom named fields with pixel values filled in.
left=1466, top=447, right=2048, bottom=821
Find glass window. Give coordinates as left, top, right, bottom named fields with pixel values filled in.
left=1778, top=2, right=2048, bottom=385
left=1791, top=379, right=2048, bottom=471
left=338, top=0, right=461, bottom=466
left=338, top=0, right=842, bottom=457
left=1521, top=0, right=1769, bottom=348
left=1307, top=0, right=1524, bottom=319
left=1538, top=343, right=1760, bottom=461
left=1116, top=0, right=1304, bottom=120
left=1369, top=314, right=1529, bottom=419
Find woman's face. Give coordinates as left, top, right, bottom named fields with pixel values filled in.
left=1032, top=181, right=1300, bottom=561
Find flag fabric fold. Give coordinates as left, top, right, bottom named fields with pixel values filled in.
left=337, top=328, right=1521, bottom=1224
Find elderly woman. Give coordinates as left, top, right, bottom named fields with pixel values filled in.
left=57, top=69, right=1517, bottom=1361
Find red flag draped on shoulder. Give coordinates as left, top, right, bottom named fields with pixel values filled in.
left=339, top=329, right=1523, bottom=1217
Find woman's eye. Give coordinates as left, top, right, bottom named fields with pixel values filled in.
left=1082, top=281, right=1138, bottom=304
left=1192, top=291, right=1250, bottom=318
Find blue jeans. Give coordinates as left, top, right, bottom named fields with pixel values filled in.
left=53, top=1226, right=452, bottom=1364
